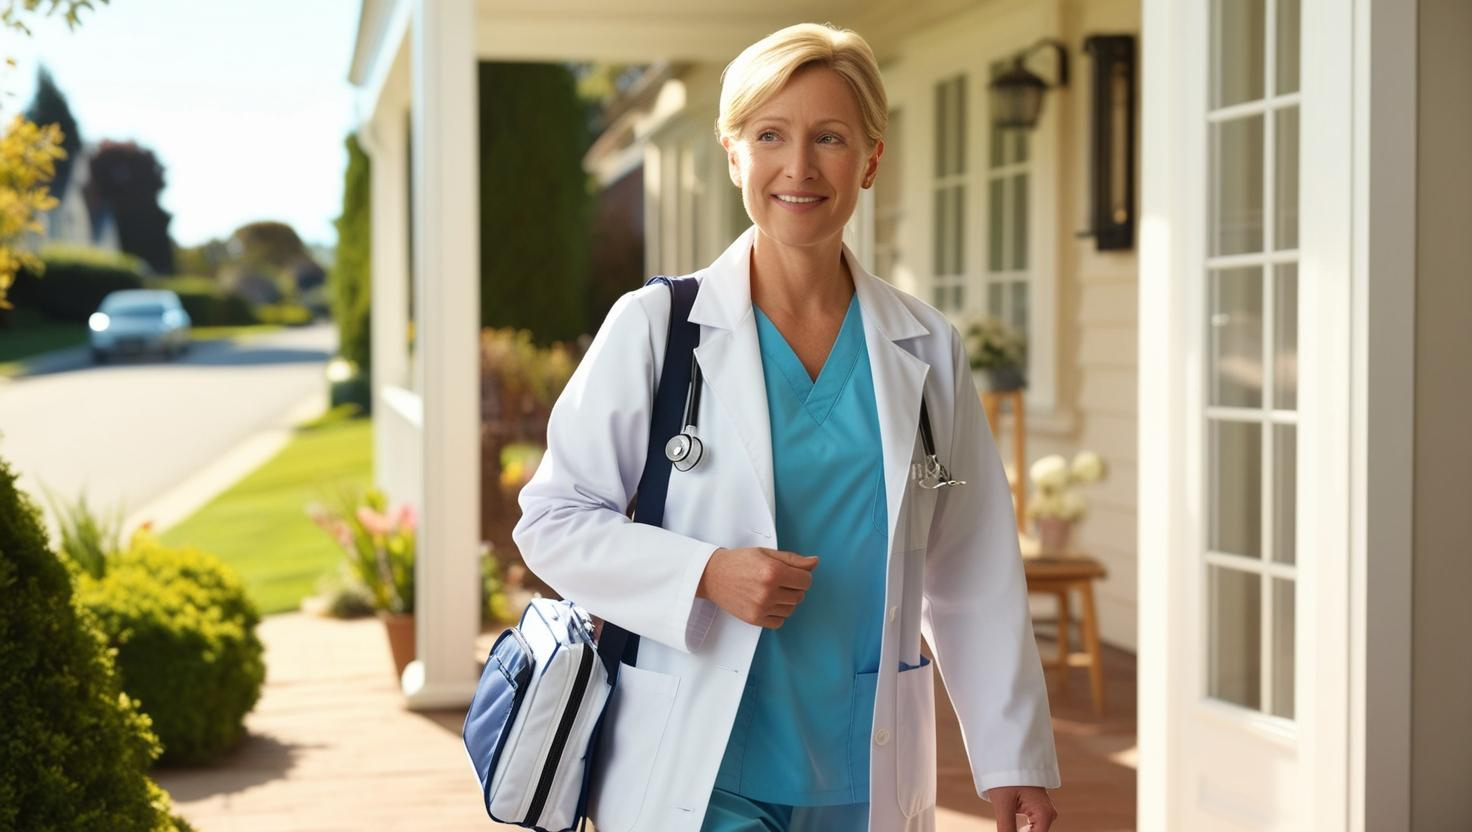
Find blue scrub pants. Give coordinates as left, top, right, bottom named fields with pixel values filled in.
left=699, top=787, right=870, bottom=832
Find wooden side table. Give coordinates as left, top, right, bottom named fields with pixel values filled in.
left=1020, top=537, right=1109, bottom=716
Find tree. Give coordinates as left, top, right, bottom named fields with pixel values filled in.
left=0, top=1, right=106, bottom=309
left=24, top=64, right=81, bottom=199
left=330, top=132, right=371, bottom=370
left=478, top=62, right=591, bottom=344
left=82, top=139, right=175, bottom=275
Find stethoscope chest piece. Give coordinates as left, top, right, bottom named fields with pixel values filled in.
left=665, top=431, right=703, bottom=472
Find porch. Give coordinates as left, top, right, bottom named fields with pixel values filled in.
left=153, top=612, right=1136, bottom=830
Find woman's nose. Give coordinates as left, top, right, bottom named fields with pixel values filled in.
left=783, top=143, right=818, bottom=181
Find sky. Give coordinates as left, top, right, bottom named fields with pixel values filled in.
left=0, top=0, right=364, bottom=250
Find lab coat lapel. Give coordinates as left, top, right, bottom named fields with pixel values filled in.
left=689, top=228, right=777, bottom=521
left=846, top=246, right=931, bottom=556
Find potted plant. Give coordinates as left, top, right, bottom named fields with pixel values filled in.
left=1023, top=451, right=1108, bottom=553
left=964, top=317, right=1028, bottom=393
left=309, top=488, right=417, bottom=679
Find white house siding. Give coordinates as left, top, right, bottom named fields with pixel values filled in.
left=633, top=0, right=1144, bottom=650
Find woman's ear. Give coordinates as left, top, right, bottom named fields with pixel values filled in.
left=862, top=138, right=886, bottom=189
left=721, top=135, right=743, bottom=188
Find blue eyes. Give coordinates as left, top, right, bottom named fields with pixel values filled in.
left=755, top=130, right=843, bottom=145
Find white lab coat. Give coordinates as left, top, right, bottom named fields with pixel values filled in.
left=513, top=227, right=1060, bottom=832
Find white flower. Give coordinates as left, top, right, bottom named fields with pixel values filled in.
left=1060, top=491, right=1088, bottom=521
left=1029, top=455, right=1070, bottom=490
left=1071, top=451, right=1106, bottom=483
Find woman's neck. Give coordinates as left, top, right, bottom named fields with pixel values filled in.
left=748, top=229, right=855, bottom=319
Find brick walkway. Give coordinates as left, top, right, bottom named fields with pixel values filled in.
left=154, top=613, right=1134, bottom=831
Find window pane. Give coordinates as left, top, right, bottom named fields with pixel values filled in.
left=1011, top=173, right=1029, bottom=270
left=935, top=80, right=950, bottom=177
left=1273, top=423, right=1296, bottom=565
left=933, top=189, right=948, bottom=274
left=953, top=76, right=967, bottom=176
left=952, top=185, right=966, bottom=274
left=988, top=282, right=1004, bottom=318
left=1210, top=116, right=1265, bottom=256
left=1209, top=267, right=1264, bottom=408
left=1209, top=566, right=1262, bottom=709
left=989, top=178, right=1005, bottom=271
left=933, top=286, right=946, bottom=307
left=1274, top=263, right=1298, bottom=409
left=1275, top=106, right=1299, bottom=250
left=1012, top=281, right=1029, bottom=335
left=1277, top=0, right=1301, bottom=95
left=1211, top=0, right=1266, bottom=108
left=1014, top=125, right=1029, bottom=164
left=1271, top=577, right=1295, bottom=718
left=1210, top=419, right=1263, bottom=559
left=951, top=285, right=964, bottom=310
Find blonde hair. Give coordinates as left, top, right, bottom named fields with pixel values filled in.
left=716, top=23, right=888, bottom=147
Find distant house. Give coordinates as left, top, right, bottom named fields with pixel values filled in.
left=35, top=141, right=122, bottom=253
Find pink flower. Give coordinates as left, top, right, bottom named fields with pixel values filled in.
left=356, top=506, right=390, bottom=536
left=391, top=503, right=418, bottom=533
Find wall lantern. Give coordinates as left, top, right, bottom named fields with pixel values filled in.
left=1080, top=34, right=1137, bottom=251
left=987, top=38, right=1069, bottom=129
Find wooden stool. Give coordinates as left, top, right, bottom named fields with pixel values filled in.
left=1020, top=539, right=1108, bottom=716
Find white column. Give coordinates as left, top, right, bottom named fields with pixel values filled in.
left=403, top=0, right=481, bottom=709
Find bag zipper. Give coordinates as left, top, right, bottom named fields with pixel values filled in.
left=524, top=642, right=595, bottom=824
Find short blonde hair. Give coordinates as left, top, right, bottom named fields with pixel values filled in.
left=716, top=23, right=888, bottom=147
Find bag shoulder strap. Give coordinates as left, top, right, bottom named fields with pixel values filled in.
left=593, top=275, right=700, bottom=677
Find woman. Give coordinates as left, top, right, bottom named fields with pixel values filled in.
left=514, top=23, right=1060, bottom=832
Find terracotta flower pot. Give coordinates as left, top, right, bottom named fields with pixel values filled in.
left=380, top=611, right=416, bottom=681
left=1035, top=517, right=1074, bottom=554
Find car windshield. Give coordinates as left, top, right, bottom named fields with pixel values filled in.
left=108, top=304, right=168, bottom=318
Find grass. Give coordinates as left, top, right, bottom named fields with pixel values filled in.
left=159, top=405, right=373, bottom=615
left=0, top=308, right=88, bottom=364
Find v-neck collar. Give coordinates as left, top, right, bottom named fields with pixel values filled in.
left=753, top=293, right=865, bottom=425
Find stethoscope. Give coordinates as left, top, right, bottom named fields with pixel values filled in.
left=665, top=355, right=966, bottom=490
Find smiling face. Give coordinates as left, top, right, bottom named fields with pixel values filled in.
left=722, top=65, right=884, bottom=252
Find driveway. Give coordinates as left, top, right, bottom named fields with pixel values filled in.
left=0, top=323, right=338, bottom=541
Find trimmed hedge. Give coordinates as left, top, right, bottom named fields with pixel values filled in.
left=77, top=535, right=266, bottom=765
left=143, top=275, right=259, bottom=327
left=0, top=456, right=191, bottom=832
left=8, top=246, right=146, bottom=323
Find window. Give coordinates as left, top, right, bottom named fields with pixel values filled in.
left=931, top=74, right=967, bottom=311
left=986, top=60, right=1032, bottom=355
left=1204, top=0, right=1300, bottom=720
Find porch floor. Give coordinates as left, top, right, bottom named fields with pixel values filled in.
left=153, top=614, right=1135, bottom=831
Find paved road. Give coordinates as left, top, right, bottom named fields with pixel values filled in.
left=0, top=323, right=338, bottom=540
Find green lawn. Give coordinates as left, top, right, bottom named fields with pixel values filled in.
left=159, top=409, right=373, bottom=615
left=0, top=309, right=88, bottom=365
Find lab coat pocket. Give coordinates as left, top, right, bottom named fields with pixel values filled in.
left=894, top=655, right=938, bottom=817
left=588, top=662, right=680, bottom=832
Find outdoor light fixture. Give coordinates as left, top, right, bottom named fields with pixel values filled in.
left=988, top=38, right=1069, bottom=130
left=1079, top=34, right=1136, bottom=251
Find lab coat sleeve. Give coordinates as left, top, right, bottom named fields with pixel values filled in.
left=919, top=324, right=1062, bottom=799
left=512, top=286, right=720, bottom=654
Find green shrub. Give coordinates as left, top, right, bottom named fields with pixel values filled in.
left=41, top=486, right=125, bottom=580
left=0, top=456, right=190, bottom=831
left=256, top=302, right=313, bottom=326
left=142, top=275, right=259, bottom=327
left=331, top=132, right=372, bottom=372
left=8, top=246, right=146, bottom=323
left=77, top=533, right=266, bottom=765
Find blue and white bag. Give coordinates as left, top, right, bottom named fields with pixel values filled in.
left=463, top=275, right=701, bottom=832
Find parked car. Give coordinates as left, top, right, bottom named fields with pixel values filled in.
left=88, top=290, right=193, bottom=363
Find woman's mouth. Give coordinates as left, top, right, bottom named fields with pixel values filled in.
left=771, top=193, right=828, bottom=211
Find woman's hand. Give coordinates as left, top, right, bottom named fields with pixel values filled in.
left=697, top=547, right=819, bottom=628
left=985, top=786, right=1057, bottom=832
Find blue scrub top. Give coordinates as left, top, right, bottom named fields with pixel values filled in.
left=714, top=291, right=889, bottom=806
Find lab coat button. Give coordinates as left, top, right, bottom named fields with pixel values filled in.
left=887, top=605, right=898, bottom=624
left=874, top=728, right=890, bottom=746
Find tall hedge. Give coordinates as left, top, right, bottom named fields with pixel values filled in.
left=8, top=246, right=146, bottom=323
left=478, top=62, right=591, bottom=344
left=0, top=455, right=189, bottom=832
left=330, top=133, right=372, bottom=370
